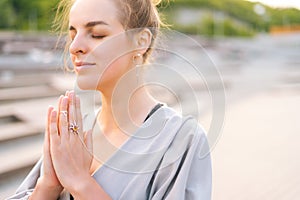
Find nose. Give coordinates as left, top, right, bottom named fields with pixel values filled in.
left=69, top=34, right=88, bottom=55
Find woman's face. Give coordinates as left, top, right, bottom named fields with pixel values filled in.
left=69, top=0, right=136, bottom=91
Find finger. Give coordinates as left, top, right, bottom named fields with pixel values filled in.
left=68, top=91, right=81, bottom=138
left=68, top=91, right=76, bottom=131
left=84, top=130, right=93, bottom=154
left=44, top=106, right=54, bottom=159
left=46, top=106, right=54, bottom=136
left=75, top=95, right=83, bottom=138
left=59, top=97, right=70, bottom=141
left=57, top=95, right=64, bottom=126
left=49, top=110, right=60, bottom=146
left=45, top=106, right=54, bottom=144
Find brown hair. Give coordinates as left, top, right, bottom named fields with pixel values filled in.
left=53, top=0, right=166, bottom=68
left=114, top=0, right=166, bottom=61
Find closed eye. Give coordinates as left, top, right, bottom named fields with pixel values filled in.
left=92, top=35, right=106, bottom=39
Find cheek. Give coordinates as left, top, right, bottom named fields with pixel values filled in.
left=93, top=35, right=134, bottom=64
left=100, top=53, right=133, bottom=82
left=74, top=35, right=135, bottom=90
left=92, top=39, right=134, bottom=79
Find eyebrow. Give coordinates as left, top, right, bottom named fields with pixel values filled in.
left=69, top=21, right=109, bottom=30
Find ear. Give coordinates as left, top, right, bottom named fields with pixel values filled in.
left=135, top=28, right=153, bottom=55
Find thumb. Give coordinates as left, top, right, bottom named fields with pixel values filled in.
left=84, top=130, right=93, bottom=154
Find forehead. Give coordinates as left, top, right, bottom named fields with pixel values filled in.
left=69, top=0, right=120, bottom=25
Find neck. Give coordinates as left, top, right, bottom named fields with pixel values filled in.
left=98, top=82, right=158, bottom=136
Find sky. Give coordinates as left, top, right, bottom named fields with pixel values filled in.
left=246, top=0, right=300, bottom=10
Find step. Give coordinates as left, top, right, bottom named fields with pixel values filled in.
left=0, top=122, right=43, bottom=142
left=0, top=85, right=61, bottom=102
left=0, top=73, right=52, bottom=89
left=0, top=97, right=56, bottom=127
left=0, top=135, right=43, bottom=176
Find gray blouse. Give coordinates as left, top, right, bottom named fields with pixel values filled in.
left=6, top=106, right=211, bottom=200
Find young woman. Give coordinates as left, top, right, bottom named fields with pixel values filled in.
left=7, top=0, right=211, bottom=199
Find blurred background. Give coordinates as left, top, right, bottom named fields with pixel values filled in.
left=0, top=0, right=299, bottom=199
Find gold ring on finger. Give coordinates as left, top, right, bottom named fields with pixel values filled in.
left=69, top=121, right=79, bottom=134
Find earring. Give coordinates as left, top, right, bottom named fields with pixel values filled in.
left=133, top=53, right=142, bottom=84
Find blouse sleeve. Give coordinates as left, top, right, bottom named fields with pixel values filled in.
left=149, top=117, right=212, bottom=200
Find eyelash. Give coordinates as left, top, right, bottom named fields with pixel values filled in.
left=92, top=35, right=105, bottom=39
left=69, top=33, right=106, bottom=41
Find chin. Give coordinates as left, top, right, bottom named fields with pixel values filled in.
left=76, top=76, right=99, bottom=91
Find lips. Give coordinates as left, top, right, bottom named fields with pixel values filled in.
left=74, top=61, right=96, bottom=72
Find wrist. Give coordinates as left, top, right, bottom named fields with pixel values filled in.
left=68, top=174, right=92, bottom=196
left=30, top=178, right=63, bottom=200
left=38, top=177, right=63, bottom=192
left=70, top=175, right=112, bottom=200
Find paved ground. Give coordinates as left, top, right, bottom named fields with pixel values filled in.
left=211, top=90, right=300, bottom=200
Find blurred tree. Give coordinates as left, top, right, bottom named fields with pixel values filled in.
left=0, top=0, right=59, bottom=31
left=0, top=0, right=299, bottom=34
left=161, top=0, right=300, bottom=36
left=0, top=0, right=17, bottom=29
